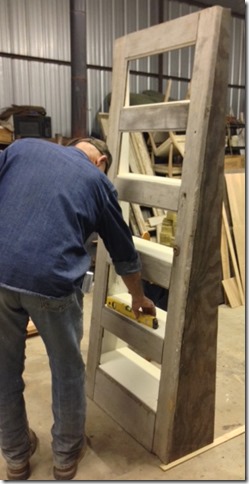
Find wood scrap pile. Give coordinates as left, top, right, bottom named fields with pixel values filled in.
left=221, top=173, right=245, bottom=307
left=147, top=130, right=184, bottom=177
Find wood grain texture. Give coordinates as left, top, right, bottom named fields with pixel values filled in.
left=133, top=236, right=173, bottom=288
left=124, top=11, right=198, bottom=59
left=160, top=425, right=245, bottom=471
left=87, top=5, right=231, bottom=466
left=222, top=278, right=241, bottom=308
left=94, top=367, right=156, bottom=451
left=107, top=37, right=130, bottom=182
left=221, top=219, right=231, bottom=280
left=225, top=173, right=245, bottom=293
left=115, top=174, right=181, bottom=211
left=86, top=238, right=110, bottom=398
left=222, top=204, right=244, bottom=305
left=153, top=6, right=231, bottom=463
left=119, top=101, right=189, bottom=132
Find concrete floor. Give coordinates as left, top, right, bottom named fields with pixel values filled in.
left=0, top=294, right=245, bottom=481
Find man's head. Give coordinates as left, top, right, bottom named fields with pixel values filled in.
left=67, top=137, right=112, bottom=174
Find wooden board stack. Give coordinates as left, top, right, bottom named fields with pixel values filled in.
left=221, top=173, right=245, bottom=307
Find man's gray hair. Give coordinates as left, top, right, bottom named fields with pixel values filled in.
left=67, top=137, right=112, bottom=173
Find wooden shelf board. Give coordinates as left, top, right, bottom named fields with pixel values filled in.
left=100, top=346, right=160, bottom=411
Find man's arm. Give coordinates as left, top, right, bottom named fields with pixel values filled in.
left=0, top=148, right=7, bottom=173
left=121, top=271, right=156, bottom=319
left=96, top=185, right=156, bottom=318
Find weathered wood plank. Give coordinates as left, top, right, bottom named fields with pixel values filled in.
left=86, top=238, right=111, bottom=398
left=124, top=11, right=198, bottom=59
left=160, top=426, right=245, bottom=471
left=115, top=174, right=181, bottom=211
left=153, top=6, right=231, bottom=463
left=107, top=37, right=130, bottom=181
left=119, top=101, right=189, bottom=132
left=87, top=37, right=129, bottom=396
left=94, top=366, right=156, bottom=451
left=88, top=5, right=232, bottom=466
left=105, top=237, right=173, bottom=291
left=101, top=294, right=167, bottom=364
left=133, top=236, right=173, bottom=288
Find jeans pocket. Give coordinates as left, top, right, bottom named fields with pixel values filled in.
left=39, top=294, right=74, bottom=312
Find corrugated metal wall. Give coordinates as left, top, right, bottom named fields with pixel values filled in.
left=0, top=0, right=71, bottom=136
left=0, top=0, right=245, bottom=137
left=87, top=0, right=198, bottom=134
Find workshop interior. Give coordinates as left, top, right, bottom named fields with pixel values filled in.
left=0, top=0, right=245, bottom=481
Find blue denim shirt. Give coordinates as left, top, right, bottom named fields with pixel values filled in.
left=0, top=138, right=141, bottom=298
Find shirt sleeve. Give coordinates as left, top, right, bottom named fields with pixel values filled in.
left=96, top=189, right=141, bottom=276
left=0, top=149, right=7, bottom=174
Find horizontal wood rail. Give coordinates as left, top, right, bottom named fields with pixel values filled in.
left=119, top=100, right=189, bottom=132
left=115, top=173, right=181, bottom=211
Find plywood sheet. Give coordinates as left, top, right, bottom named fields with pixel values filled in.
left=222, top=278, right=241, bottom=308
left=225, top=173, right=245, bottom=293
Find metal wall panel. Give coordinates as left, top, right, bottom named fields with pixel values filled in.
left=0, top=58, right=13, bottom=108
left=0, top=57, right=71, bottom=136
left=227, top=16, right=245, bottom=117
left=0, top=0, right=71, bottom=137
left=0, top=0, right=245, bottom=138
left=86, top=0, right=161, bottom=134
left=0, top=0, right=70, bottom=59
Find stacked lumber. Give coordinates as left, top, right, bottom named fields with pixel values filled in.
left=221, top=173, right=245, bottom=307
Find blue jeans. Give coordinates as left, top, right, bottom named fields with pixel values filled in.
left=0, top=286, right=86, bottom=469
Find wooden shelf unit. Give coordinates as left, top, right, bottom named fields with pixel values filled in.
left=86, top=6, right=231, bottom=465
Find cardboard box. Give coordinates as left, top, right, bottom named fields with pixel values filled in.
left=0, top=126, right=13, bottom=144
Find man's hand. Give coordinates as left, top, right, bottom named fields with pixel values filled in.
left=121, top=271, right=156, bottom=319
left=131, top=295, right=156, bottom=319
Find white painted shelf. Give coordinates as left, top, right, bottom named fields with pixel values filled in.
left=100, top=346, right=160, bottom=412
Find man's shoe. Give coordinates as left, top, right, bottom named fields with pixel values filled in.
left=6, top=429, right=38, bottom=480
left=53, top=437, right=88, bottom=481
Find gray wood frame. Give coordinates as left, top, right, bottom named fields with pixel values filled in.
left=86, top=6, right=231, bottom=464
